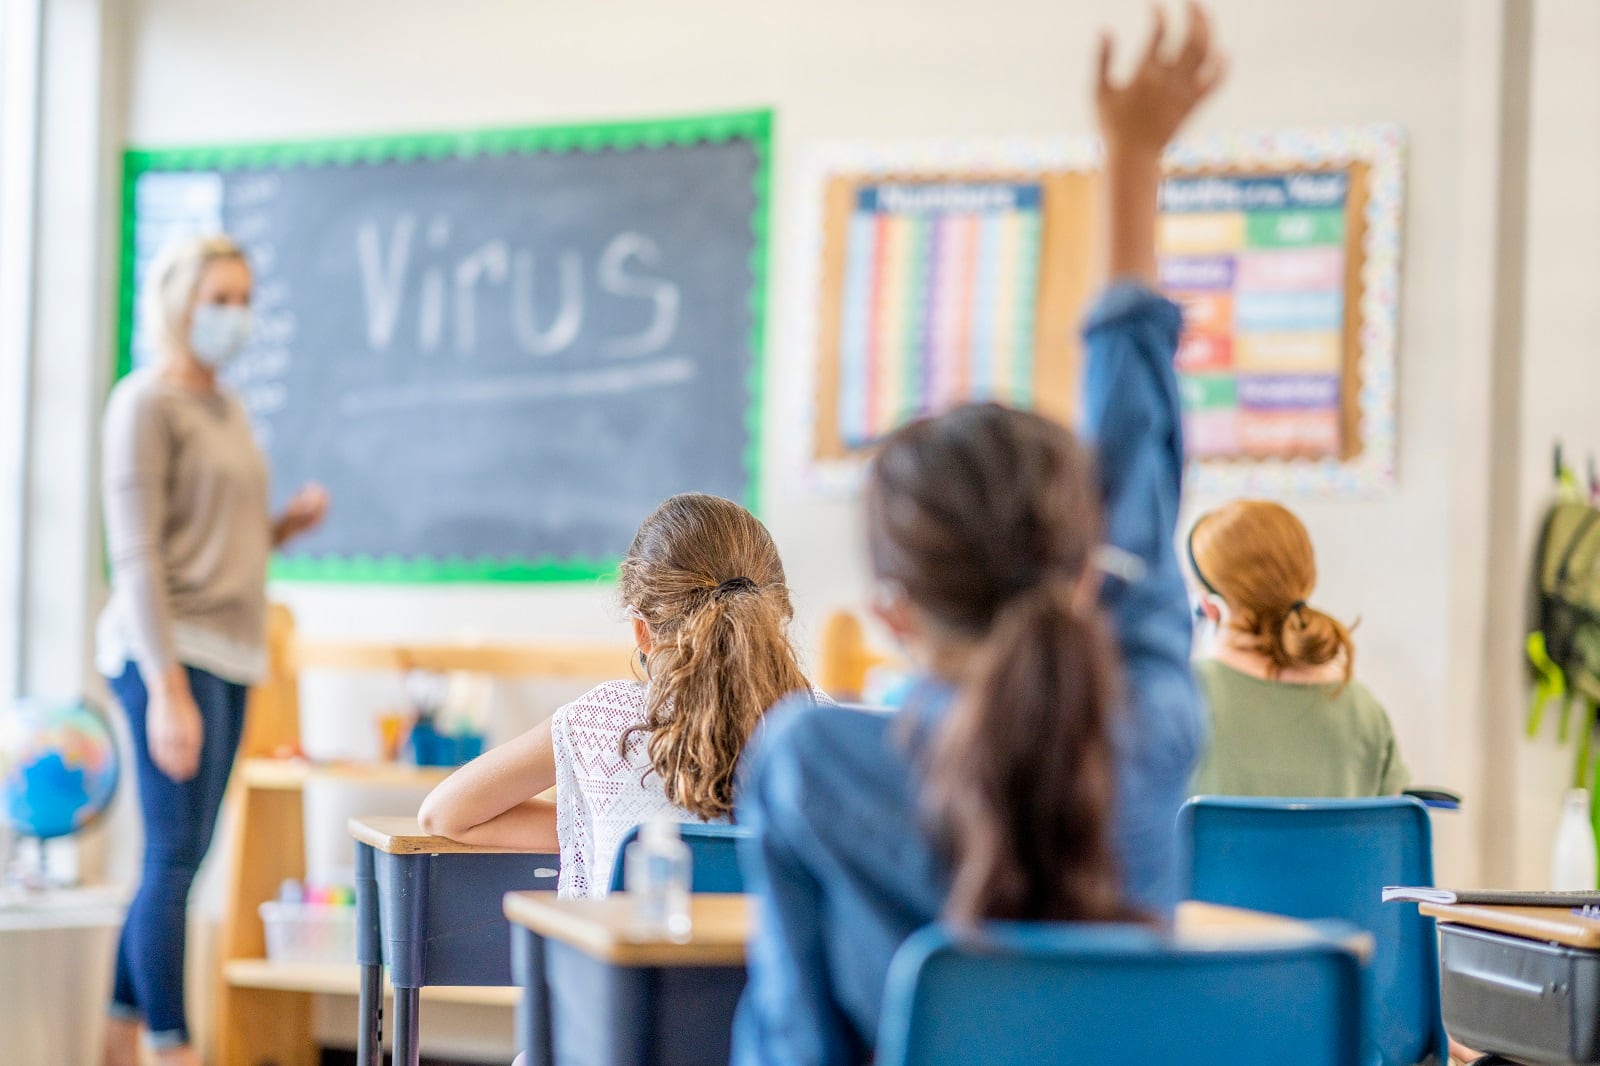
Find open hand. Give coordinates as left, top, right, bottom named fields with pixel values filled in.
left=1096, top=2, right=1227, bottom=159
left=275, top=482, right=330, bottom=545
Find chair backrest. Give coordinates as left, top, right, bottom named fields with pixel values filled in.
left=875, top=922, right=1365, bottom=1066
left=607, top=822, right=749, bottom=893
left=1179, top=796, right=1443, bottom=1066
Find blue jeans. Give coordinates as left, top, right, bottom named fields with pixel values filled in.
left=107, top=662, right=249, bottom=1049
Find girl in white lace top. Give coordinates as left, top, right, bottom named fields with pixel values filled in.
left=419, top=493, right=825, bottom=897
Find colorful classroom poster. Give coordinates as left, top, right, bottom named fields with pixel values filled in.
left=835, top=182, right=1043, bottom=447
left=1161, top=172, right=1350, bottom=461
left=796, top=126, right=1401, bottom=496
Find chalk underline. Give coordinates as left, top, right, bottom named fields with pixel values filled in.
left=337, top=356, right=697, bottom=417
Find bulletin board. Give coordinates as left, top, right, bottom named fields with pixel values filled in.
left=793, top=126, right=1404, bottom=496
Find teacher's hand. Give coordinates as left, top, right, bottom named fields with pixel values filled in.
left=273, top=482, right=330, bottom=546
left=148, top=665, right=204, bottom=783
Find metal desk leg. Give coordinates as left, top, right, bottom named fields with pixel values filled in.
left=512, top=924, right=555, bottom=1066
left=356, top=841, right=383, bottom=1066
left=393, top=985, right=422, bottom=1066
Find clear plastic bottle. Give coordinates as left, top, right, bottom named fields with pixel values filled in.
left=1551, top=788, right=1598, bottom=890
left=625, top=818, right=693, bottom=942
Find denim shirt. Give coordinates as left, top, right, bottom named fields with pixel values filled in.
left=731, top=283, right=1205, bottom=1066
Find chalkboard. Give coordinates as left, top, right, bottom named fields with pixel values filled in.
left=117, top=111, right=772, bottom=581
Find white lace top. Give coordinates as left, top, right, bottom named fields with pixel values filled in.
left=549, top=678, right=829, bottom=898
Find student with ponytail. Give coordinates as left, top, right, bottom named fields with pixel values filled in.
left=419, top=493, right=825, bottom=897
left=733, top=6, right=1222, bottom=1062
left=1187, top=499, right=1409, bottom=797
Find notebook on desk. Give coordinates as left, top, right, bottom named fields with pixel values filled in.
left=1383, top=886, right=1600, bottom=907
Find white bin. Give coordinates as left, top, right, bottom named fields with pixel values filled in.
left=259, top=901, right=357, bottom=965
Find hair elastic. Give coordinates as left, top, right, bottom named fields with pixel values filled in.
left=713, top=576, right=757, bottom=599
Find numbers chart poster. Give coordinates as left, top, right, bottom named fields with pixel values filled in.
left=794, top=127, right=1403, bottom=497
left=833, top=182, right=1043, bottom=449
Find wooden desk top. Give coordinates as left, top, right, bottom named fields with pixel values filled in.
left=504, top=892, right=750, bottom=967
left=500, top=895, right=1369, bottom=968
left=1174, top=901, right=1373, bottom=957
left=348, top=815, right=556, bottom=856
left=1420, top=901, right=1600, bottom=949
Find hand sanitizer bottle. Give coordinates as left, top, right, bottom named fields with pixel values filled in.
left=1552, top=788, right=1598, bottom=890
left=625, top=818, right=692, bottom=942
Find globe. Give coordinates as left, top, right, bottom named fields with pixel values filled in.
left=0, top=700, right=120, bottom=840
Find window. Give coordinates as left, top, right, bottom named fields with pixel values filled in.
left=0, top=0, right=43, bottom=700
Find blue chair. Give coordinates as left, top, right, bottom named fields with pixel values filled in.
left=875, top=922, right=1366, bottom=1066
left=1179, top=797, right=1446, bottom=1066
left=606, top=822, right=749, bottom=893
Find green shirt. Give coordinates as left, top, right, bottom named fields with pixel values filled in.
left=1190, top=659, right=1410, bottom=798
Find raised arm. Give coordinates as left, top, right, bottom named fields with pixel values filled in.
left=416, top=717, right=559, bottom=850
left=1085, top=2, right=1223, bottom=606
left=1097, top=3, right=1225, bottom=286
left=1081, top=3, right=1225, bottom=913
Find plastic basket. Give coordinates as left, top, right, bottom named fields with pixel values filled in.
left=259, top=901, right=357, bottom=965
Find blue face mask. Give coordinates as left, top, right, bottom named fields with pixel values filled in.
left=188, top=304, right=253, bottom=367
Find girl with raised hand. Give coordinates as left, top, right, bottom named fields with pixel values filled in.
left=732, top=6, right=1225, bottom=1062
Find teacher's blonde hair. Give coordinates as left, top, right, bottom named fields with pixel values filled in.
left=143, top=234, right=248, bottom=356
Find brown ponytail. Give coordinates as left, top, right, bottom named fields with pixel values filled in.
left=619, top=494, right=811, bottom=822
left=1189, top=500, right=1356, bottom=682
left=867, top=403, right=1136, bottom=926
left=926, top=578, right=1128, bottom=924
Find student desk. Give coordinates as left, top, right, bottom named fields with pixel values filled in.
left=1422, top=901, right=1600, bottom=1065
left=502, top=894, right=1372, bottom=1066
left=349, top=816, right=560, bottom=1066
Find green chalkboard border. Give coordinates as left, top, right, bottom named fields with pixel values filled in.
left=115, top=109, right=774, bottom=584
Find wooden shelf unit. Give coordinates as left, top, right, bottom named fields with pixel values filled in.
left=215, top=603, right=632, bottom=1066
left=223, top=959, right=520, bottom=1007
left=235, top=758, right=455, bottom=791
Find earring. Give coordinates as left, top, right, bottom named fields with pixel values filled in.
left=637, top=649, right=652, bottom=682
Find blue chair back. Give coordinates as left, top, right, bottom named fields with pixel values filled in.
left=875, top=922, right=1365, bottom=1066
left=607, top=822, right=749, bottom=893
left=1179, top=796, right=1444, bottom=1066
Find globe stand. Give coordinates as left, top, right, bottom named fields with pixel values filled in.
left=2, top=834, right=76, bottom=893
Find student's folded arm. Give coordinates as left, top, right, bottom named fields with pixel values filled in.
left=417, top=718, right=559, bottom=851
left=732, top=730, right=860, bottom=1066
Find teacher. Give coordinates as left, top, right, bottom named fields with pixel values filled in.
left=97, top=234, right=326, bottom=1066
